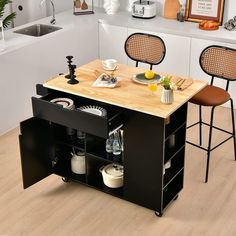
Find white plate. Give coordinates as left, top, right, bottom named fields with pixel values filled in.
left=50, top=98, right=74, bottom=108
left=79, top=105, right=107, bottom=117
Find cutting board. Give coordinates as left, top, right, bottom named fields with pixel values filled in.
left=163, top=0, right=180, bottom=19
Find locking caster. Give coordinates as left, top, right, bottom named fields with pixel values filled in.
left=62, top=177, right=69, bottom=182
left=154, top=211, right=163, bottom=217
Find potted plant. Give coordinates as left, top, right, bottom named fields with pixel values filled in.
left=0, top=0, right=16, bottom=29
left=159, top=75, right=175, bottom=104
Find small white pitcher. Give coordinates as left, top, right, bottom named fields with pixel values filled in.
left=71, top=152, right=86, bottom=174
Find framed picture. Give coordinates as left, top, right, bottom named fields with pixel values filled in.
left=185, top=0, right=225, bottom=24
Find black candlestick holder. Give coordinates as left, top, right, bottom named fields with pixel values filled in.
left=65, top=55, right=73, bottom=79
left=67, top=64, right=79, bottom=84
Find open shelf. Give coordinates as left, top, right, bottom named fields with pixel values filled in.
left=87, top=178, right=124, bottom=198
left=164, top=125, right=186, bottom=163
left=86, top=134, right=123, bottom=164
left=86, top=154, right=124, bottom=198
left=165, top=103, right=187, bottom=138
left=163, top=170, right=184, bottom=209
left=163, top=148, right=185, bottom=187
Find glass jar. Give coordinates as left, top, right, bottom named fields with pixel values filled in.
left=112, top=131, right=122, bottom=155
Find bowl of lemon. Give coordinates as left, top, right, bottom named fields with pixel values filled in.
left=132, top=70, right=160, bottom=84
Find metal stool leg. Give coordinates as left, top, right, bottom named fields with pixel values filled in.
left=230, top=98, right=236, bottom=161
left=205, top=106, right=216, bottom=183
left=199, top=105, right=202, bottom=146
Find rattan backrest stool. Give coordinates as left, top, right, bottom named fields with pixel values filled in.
left=187, top=45, right=236, bottom=182
left=124, top=33, right=166, bottom=70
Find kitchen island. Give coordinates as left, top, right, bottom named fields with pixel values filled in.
left=19, top=60, right=206, bottom=216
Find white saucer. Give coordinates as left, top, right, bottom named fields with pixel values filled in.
left=103, top=65, right=118, bottom=71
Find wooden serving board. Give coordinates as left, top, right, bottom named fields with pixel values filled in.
left=43, top=59, right=207, bottom=118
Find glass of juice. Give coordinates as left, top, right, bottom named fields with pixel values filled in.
left=148, top=82, right=158, bottom=95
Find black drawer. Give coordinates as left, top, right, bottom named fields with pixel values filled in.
left=32, top=91, right=124, bottom=139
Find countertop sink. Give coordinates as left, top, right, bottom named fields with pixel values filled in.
left=14, top=24, right=62, bottom=37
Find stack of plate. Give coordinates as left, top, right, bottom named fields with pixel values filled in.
left=78, top=105, right=107, bottom=117
left=50, top=98, right=75, bottom=110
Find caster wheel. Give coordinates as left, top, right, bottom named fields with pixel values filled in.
left=174, top=195, right=179, bottom=200
left=155, top=211, right=163, bottom=217
left=62, top=177, right=69, bottom=182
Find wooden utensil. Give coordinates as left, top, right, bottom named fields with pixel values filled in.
left=81, top=0, right=88, bottom=10
left=75, top=0, right=81, bottom=8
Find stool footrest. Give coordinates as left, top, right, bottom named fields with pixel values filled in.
left=187, top=121, right=233, bottom=136
left=186, top=135, right=234, bottom=152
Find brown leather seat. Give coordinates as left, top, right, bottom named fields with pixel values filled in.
left=190, top=85, right=231, bottom=106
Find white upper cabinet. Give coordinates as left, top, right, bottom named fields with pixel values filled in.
left=127, top=28, right=191, bottom=77
left=99, top=23, right=128, bottom=64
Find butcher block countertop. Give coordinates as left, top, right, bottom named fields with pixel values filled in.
left=43, top=60, right=207, bottom=118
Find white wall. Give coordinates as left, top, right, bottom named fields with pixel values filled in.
left=46, top=0, right=72, bottom=15
left=11, top=0, right=47, bottom=27
left=224, top=0, right=236, bottom=21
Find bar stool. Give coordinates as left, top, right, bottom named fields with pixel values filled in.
left=124, top=33, right=166, bottom=69
left=187, top=45, right=236, bottom=183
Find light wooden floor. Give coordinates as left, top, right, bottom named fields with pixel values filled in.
left=1, top=104, right=236, bottom=236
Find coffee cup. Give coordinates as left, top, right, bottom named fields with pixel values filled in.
left=102, top=59, right=117, bottom=70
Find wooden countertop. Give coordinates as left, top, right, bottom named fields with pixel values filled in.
left=43, top=59, right=207, bottom=118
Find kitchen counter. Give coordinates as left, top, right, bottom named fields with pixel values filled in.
left=43, top=60, right=207, bottom=118
left=1, top=7, right=236, bottom=57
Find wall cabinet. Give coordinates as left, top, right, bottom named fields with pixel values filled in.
left=19, top=85, right=187, bottom=216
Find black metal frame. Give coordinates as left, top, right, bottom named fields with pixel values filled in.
left=187, top=45, right=236, bottom=183
left=124, top=32, right=166, bottom=70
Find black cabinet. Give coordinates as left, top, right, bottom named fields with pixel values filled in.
left=19, top=85, right=187, bottom=216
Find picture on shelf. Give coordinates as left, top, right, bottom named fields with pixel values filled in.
left=185, top=0, right=225, bottom=24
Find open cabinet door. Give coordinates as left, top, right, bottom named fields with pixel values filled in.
left=19, top=117, right=54, bottom=189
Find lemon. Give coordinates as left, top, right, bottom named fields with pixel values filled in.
left=145, top=70, right=155, bottom=80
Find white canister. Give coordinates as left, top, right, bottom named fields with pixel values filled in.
left=71, top=152, right=86, bottom=174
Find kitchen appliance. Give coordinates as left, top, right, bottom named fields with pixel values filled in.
left=132, top=0, right=157, bottom=19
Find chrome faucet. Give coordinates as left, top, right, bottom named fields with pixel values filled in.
left=41, top=0, right=56, bottom=25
